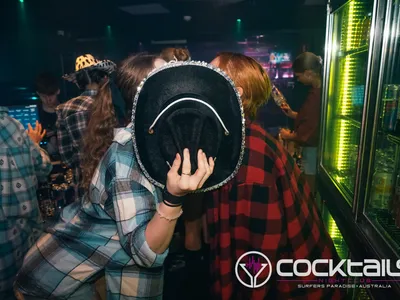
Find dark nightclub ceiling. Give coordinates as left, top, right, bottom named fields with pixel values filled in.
left=3, top=0, right=326, bottom=41
left=0, top=0, right=327, bottom=85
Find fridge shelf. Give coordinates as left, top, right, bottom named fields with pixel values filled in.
left=339, top=45, right=369, bottom=58
left=388, top=134, right=400, bottom=145
left=330, top=172, right=355, bottom=203
left=367, top=209, right=400, bottom=253
left=338, top=115, right=362, bottom=128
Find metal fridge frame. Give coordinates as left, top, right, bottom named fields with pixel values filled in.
left=318, top=0, right=400, bottom=297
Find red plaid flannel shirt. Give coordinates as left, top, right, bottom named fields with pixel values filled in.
left=206, top=121, right=344, bottom=300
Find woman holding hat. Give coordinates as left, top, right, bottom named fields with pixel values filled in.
left=14, top=54, right=227, bottom=299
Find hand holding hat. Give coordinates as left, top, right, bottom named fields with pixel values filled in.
left=132, top=61, right=246, bottom=193
left=166, top=148, right=215, bottom=197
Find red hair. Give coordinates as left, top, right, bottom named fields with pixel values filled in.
left=215, top=52, right=272, bottom=118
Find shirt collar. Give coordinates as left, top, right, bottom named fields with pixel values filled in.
left=81, top=89, right=98, bottom=97
left=0, top=106, right=9, bottom=113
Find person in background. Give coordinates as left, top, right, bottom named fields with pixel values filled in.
left=56, top=54, right=116, bottom=197
left=0, top=108, right=52, bottom=300
left=35, top=72, right=60, bottom=132
left=14, top=54, right=216, bottom=300
left=160, top=47, right=191, bottom=62
left=35, top=72, right=60, bottom=157
left=207, top=52, right=342, bottom=299
left=279, top=52, right=322, bottom=194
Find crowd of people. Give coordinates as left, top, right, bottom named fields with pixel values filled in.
left=0, top=47, right=344, bottom=300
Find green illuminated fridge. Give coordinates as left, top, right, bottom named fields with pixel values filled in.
left=321, top=0, right=373, bottom=204
left=320, top=0, right=400, bottom=297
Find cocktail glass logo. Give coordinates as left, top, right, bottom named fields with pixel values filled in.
left=235, top=251, right=272, bottom=288
left=235, top=251, right=400, bottom=289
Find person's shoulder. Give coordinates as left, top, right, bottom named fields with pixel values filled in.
left=307, top=87, right=322, bottom=101
left=246, top=121, right=282, bottom=157
left=56, top=96, right=93, bottom=116
left=0, top=110, right=24, bottom=132
left=101, top=126, right=136, bottom=179
left=113, top=126, right=133, bottom=145
left=0, top=112, right=27, bottom=146
left=240, top=121, right=294, bottom=183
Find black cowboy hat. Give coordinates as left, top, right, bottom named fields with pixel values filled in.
left=132, top=61, right=245, bottom=192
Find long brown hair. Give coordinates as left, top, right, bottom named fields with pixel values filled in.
left=160, top=47, right=190, bottom=62
left=116, top=54, right=159, bottom=117
left=292, top=52, right=322, bottom=75
left=81, top=53, right=159, bottom=193
left=214, top=52, right=272, bottom=119
left=81, top=79, right=117, bottom=192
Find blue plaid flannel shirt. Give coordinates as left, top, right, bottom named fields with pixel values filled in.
left=55, top=90, right=97, bottom=191
left=15, top=125, right=168, bottom=299
left=0, top=107, right=52, bottom=298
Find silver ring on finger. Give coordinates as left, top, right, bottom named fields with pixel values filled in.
left=182, top=172, right=191, bottom=176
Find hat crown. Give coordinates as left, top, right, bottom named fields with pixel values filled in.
left=132, top=61, right=246, bottom=193
left=75, top=54, right=99, bottom=71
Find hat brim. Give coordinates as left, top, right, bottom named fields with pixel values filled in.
left=131, top=61, right=246, bottom=193
left=63, top=60, right=116, bottom=82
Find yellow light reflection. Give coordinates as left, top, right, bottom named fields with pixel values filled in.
left=335, top=0, right=365, bottom=174
left=346, top=1, right=355, bottom=51
left=337, top=119, right=350, bottom=170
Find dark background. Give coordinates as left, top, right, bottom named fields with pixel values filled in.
left=0, top=0, right=326, bottom=85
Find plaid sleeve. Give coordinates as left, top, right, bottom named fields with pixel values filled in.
left=64, top=110, right=90, bottom=150
left=108, top=178, right=168, bottom=268
left=30, top=143, right=52, bottom=182
left=56, top=111, right=75, bottom=167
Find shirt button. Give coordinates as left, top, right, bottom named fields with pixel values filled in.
left=22, top=205, right=27, bottom=210
left=16, top=182, right=22, bottom=188
left=0, top=159, right=3, bottom=166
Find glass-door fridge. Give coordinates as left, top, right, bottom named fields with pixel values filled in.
left=320, top=0, right=400, bottom=298
left=321, top=0, right=373, bottom=205
left=364, top=0, right=400, bottom=258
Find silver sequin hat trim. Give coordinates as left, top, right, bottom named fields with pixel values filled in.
left=130, top=60, right=246, bottom=193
